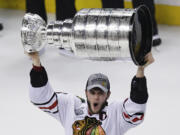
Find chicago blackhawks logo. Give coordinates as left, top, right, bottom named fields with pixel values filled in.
left=72, top=116, right=106, bottom=135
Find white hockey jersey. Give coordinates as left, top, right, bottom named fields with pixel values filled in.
left=29, top=81, right=146, bottom=135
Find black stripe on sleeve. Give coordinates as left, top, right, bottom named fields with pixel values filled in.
left=130, top=76, right=148, bottom=104
left=30, top=66, right=48, bottom=87
left=44, top=110, right=59, bottom=114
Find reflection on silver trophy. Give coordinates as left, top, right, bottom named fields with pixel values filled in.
left=21, top=5, right=152, bottom=65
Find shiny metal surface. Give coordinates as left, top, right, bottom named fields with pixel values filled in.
left=21, top=6, right=152, bottom=65
left=21, top=13, right=46, bottom=53
left=61, top=19, right=73, bottom=49
left=52, top=21, right=62, bottom=47
left=73, top=8, right=92, bottom=57
left=46, top=22, right=54, bottom=44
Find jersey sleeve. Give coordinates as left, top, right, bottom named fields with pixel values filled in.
left=29, top=82, right=60, bottom=120
left=29, top=66, right=83, bottom=127
left=116, top=76, right=148, bottom=134
left=120, top=98, right=146, bottom=132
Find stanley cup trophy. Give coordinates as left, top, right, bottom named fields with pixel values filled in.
left=21, top=5, right=152, bottom=65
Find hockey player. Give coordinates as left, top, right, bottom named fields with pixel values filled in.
left=27, top=52, right=154, bottom=135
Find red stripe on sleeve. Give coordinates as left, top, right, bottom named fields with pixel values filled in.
left=132, top=114, right=144, bottom=122
left=123, top=112, right=130, bottom=119
left=33, top=65, right=43, bottom=71
left=39, top=100, right=58, bottom=110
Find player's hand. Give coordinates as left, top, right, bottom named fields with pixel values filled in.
left=136, top=52, right=154, bottom=77
left=25, top=51, right=41, bottom=67
left=139, top=52, right=155, bottom=69
left=26, top=52, right=39, bottom=59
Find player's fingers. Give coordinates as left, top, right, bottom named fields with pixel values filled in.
left=143, top=57, right=155, bottom=68
left=28, top=52, right=38, bottom=56
left=145, top=52, right=154, bottom=62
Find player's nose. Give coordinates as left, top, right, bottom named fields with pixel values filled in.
left=93, top=93, right=100, bottom=100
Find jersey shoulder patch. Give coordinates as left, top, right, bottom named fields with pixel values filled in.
left=76, top=96, right=85, bottom=103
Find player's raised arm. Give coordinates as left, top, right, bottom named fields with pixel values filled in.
left=26, top=52, right=60, bottom=120
left=130, top=52, right=154, bottom=104
left=26, top=52, right=83, bottom=126
left=120, top=52, right=154, bottom=132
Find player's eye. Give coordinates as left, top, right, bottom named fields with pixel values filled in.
left=98, top=91, right=104, bottom=95
left=90, top=91, right=95, bottom=95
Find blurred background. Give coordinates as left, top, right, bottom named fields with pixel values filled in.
left=0, top=0, right=180, bottom=135
left=0, top=0, right=180, bottom=25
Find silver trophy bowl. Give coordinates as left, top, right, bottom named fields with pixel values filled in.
left=21, top=5, right=152, bottom=65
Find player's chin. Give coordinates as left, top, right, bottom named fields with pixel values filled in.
left=91, top=103, right=102, bottom=114
left=91, top=109, right=101, bottom=114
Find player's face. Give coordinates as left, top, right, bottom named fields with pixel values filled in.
left=86, top=88, right=110, bottom=114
